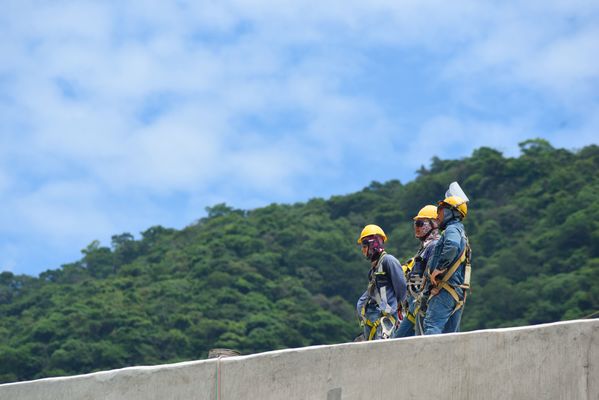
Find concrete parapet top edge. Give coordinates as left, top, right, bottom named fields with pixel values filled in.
left=1, top=318, right=597, bottom=388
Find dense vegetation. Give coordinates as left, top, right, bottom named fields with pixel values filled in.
left=1, top=139, right=597, bottom=383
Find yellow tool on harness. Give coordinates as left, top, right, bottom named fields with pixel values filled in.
left=402, top=257, right=415, bottom=274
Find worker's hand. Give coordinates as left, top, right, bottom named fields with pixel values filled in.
left=430, top=268, right=447, bottom=286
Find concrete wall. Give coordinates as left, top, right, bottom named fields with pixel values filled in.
left=1, top=319, right=597, bottom=400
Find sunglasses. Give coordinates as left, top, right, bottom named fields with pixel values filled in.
left=414, top=220, right=427, bottom=227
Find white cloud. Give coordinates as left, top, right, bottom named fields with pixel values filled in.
left=0, top=0, right=597, bottom=274
left=523, top=27, right=599, bottom=94
left=442, top=1, right=599, bottom=102
left=403, top=114, right=537, bottom=170
left=10, top=180, right=111, bottom=238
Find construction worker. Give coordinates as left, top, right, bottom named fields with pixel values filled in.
left=423, top=193, right=471, bottom=335
left=394, top=205, right=441, bottom=337
left=356, top=224, right=406, bottom=340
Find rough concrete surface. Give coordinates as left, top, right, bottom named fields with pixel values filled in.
left=1, top=319, right=597, bottom=400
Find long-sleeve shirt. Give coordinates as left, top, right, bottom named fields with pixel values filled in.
left=409, top=232, right=440, bottom=280
left=356, top=253, right=407, bottom=317
left=427, top=220, right=467, bottom=297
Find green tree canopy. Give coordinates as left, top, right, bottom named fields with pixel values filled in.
left=1, top=141, right=598, bottom=383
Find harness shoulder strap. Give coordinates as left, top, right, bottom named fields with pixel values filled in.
left=375, top=252, right=387, bottom=274
left=439, top=233, right=470, bottom=284
left=440, top=246, right=467, bottom=284
left=435, top=234, right=471, bottom=316
left=361, top=252, right=387, bottom=317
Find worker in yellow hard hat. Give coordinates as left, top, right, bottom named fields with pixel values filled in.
left=422, top=188, right=471, bottom=335
left=394, top=205, right=441, bottom=337
left=356, top=224, right=407, bottom=340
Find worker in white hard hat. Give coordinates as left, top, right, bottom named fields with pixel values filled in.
left=423, top=190, right=472, bottom=335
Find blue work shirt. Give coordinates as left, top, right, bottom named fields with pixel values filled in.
left=357, top=253, right=407, bottom=318
left=427, top=220, right=467, bottom=298
left=405, top=235, right=439, bottom=314
left=409, top=236, right=438, bottom=280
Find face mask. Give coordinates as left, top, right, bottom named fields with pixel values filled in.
left=414, top=219, right=431, bottom=239
left=361, top=236, right=384, bottom=260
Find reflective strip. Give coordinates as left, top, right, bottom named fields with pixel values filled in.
left=366, top=253, right=386, bottom=309
left=373, top=290, right=383, bottom=306
left=379, top=286, right=393, bottom=314
left=376, top=253, right=386, bottom=274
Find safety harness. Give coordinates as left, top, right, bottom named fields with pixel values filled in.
left=360, top=252, right=397, bottom=340
left=404, top=241, right=434, bottom=327
left=404, top=256, right=424, bottom=326
left=363, top=314, right=396, bottom=340
left=429, top=235, right=472, bottom=316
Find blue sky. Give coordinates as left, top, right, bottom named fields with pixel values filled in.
left=1, top=1, right=598, bottom=276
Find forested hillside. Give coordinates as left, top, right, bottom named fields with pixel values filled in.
left=1, top=139, right=597, bottom=383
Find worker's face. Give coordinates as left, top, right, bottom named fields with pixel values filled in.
left=361, top=239, right=370, bottom=258
left=436, top=207, right=444, bottom=225
left=413, top=219, right=430, bottom=239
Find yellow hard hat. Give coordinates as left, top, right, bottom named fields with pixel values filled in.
left=357, top=224, right=387, bottom=244
left=438, top=196, right=468, bottom=218
left=414, top=205, right=438, bottom=220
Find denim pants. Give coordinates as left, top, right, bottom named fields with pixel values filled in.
left=394, top=317, right=415, bottom=338
left=423, top=289, right=463, bottom=335
left=394, top=295, right=416, bottom=338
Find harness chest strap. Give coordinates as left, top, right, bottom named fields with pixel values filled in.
left=433, top=240, right=471, bottom=314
